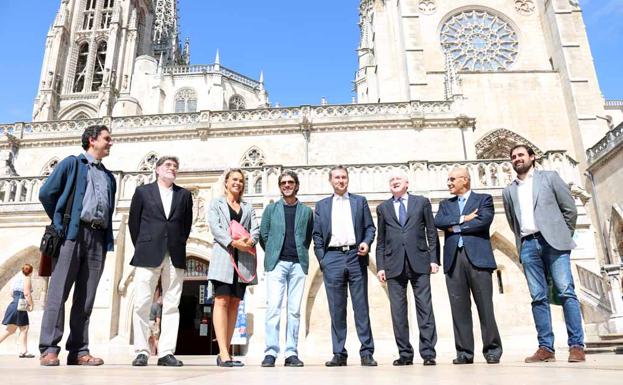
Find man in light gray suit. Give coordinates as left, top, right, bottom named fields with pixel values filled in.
left=502, top=144, right=585, bottom=363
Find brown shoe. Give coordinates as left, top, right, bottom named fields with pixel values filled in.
left=568, top=346, right=586, bottom=362
left=40, top=352, right=60, bottom=366
left=67, top=354, right=104, bottom=366
left=524, top=347, right=556, bottom=363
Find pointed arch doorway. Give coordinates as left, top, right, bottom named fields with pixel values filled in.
left=174, top=256, right=219, bottom=355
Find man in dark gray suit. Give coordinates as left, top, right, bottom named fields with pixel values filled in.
left=502, top=144, right=585, bottom=363
left=313, top=165, right=377, bottom=367
left=376, top=172, right=439, bottom=366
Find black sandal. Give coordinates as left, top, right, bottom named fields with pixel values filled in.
left=19, top=352, right=35, bottom=358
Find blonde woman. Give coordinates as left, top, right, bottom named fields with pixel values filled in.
left=0, top=264, right=35, bottom=357
left=207, top=168, right=259, bottom=367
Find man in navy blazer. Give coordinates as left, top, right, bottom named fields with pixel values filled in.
left=129, top=156, right=193, bottom=367
left=312, top=165, right=376, bottom=367
left=434, top=167, right=502, bottom=365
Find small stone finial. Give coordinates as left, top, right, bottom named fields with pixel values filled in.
left=320, top=97, right=328, bottom=106
left=214, top=49, right=220, bottom=65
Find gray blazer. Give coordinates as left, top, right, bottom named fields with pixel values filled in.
left=207, top=196, right=260, bottom=286
left=502, top=169, right=577, bottom=254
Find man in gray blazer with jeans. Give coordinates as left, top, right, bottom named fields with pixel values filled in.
left=502, top=144, right=585, bottom=363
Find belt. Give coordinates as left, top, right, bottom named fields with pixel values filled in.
left=327, top=245, right=357, bottom=252
left=521, top=232, right=542, bottom=242
left=81, top=220, right=105, bottom=230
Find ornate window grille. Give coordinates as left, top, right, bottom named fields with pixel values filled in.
left=174, top=88, right=198, bottom=113
left=240, top=147, right=265, bottom=168
left=91, top=41, right=107, bottom=91
left=41, top=158, right=59, bottom=176
left=440, top=9, right=519, bottom=71
left=138, top=152, right=160, bottom=171
left=73, top=43, right=90, bottom=92
left=229, top=95, right=246, bottom=110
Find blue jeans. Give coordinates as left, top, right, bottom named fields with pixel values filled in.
left=520, top=235, right=584, bottom=351
left=264, top=261, right=306, bottom=358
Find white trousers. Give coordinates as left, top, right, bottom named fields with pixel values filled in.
left=132, top=254, right=184, bottom=358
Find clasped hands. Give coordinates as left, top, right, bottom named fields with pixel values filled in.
left=231, top=237, right=254, bottom=252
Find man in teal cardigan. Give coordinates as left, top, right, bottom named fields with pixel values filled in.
left=259, top=170, right=313, bottom=368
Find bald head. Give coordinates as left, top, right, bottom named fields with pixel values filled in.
left=447, top=167, right=471, bottom=196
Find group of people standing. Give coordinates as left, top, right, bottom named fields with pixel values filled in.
left=13, top=124, right=585, bottom=367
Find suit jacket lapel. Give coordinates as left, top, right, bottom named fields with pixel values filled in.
left=462, top=192, right=477, bottom=215
left=509, top=183, right=522, bottom=225
left=217, top=196, right=231, bottom=222
left=404, top=194, right=417, bottom=226
left=386, top=198, right=400, bottom=225
left=532, top=171, right=541, bottom=208
left=149, top=183, right=167, bottom=219
left=326, top=197, right=333, bottom=239
left=167, top=184, right=182, bottom=219
left=349, top=194, right=357, bottom=229
left=240, top=200, right=250, bottom=225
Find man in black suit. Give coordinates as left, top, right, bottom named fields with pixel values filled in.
left=129, top=156, right=193, bottom=367
left=376, top=172, right=439, bottom=366
left=312, top=165, right=377, bottom=367
left=434, top=167, right=502, bottom=365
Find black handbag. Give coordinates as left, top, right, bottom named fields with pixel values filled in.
left=38, top=158, right=78, bottom=276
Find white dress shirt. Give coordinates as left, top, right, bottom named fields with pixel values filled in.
left=328, top=193, right=357, bottom=247
left=452, top=189, right=472, bottom=233
left=516, top=169, right=539, bottom=237
left=159, top=184, right=173, bottom=219
left=392, top=192, right=409, bottom=219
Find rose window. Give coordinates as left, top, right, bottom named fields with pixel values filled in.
left=440, top=9, right=519, bottom=71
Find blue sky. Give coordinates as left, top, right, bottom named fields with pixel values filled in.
left=0, top=0, right=620, bottom=123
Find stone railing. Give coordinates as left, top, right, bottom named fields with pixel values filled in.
left=586, top=123, right=623, bottom=165
left=605, top=100, right=623, bottom=107
left=162, top=64, right=261, bottom=89
left=0, top=176, right=47, bottom=204
left=577, top=264, right=612, bottom=313
left=0, top=151, right=580, bottom=206
left=0, top=100, right=458, bottom=139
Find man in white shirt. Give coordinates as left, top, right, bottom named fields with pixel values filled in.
left=502, top=145, right=584, bottom=363
left=128, top=156, right=194, bottom=367
left=312, top=166, right=376, bottom=367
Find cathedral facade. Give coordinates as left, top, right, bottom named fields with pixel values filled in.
left=0, top=0, right=620, bottom=357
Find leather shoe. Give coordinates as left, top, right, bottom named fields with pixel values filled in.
left=284, top=355, right=304, bottom=367
left=525, top=347, right=556, bottom=363
left=216, top=355, right=234, bottom=367
left=423, top=358, right=436, bottom=366
left=392, top=357, right=413, bottom=366
left=325, top=355, right=347, bottom=367
left=485, top=355, right=500, bottom=364
left=360, top=355, right=378, bottom=366
left=261, top=355, right=276, bottom=367
left=157, top=354, right=183, bottom=367
left=568, top=346, right=586, bottom=363
left=132, top=354, right=148, bottom=367
left=452, top=356, right=474, bottom=365
left=40, top=352, right=60, bottom=366
left=67, top=354, right=104, bottom=366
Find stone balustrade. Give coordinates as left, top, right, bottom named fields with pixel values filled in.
left=161, top=64, right=261, bottom=89
left=0, top=100, right=457, bottom=138
left=586, top=123, right=623, bottom=165
left=0, top=152, right=580, bottom=207
left=576, top=264, right=613, bottom=313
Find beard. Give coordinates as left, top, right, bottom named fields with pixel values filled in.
left=512, top=160, right=533, bottom=174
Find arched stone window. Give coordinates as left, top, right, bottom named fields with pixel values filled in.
left=73, top=43, right=89, bottom=92
left=91, top=41, right=107, bottom=91
left=41, top=158, right=60, bottom=176
left=138, top=152, right=159, bottom=171
left=240, top=147, right=265, bottom=167
left=174, top=88, right=197, bottom=113
left=229, top=95, right=246, bottom=110
left=440, top=9, right=519, bottom=72
left=475, top=129, right=543, bottom=159
left=254, top=177, right=263, bottom=194
left=73, top=112, right=90, bottom=120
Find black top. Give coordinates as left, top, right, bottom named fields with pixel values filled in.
left=280, top=203, right=299, bottom=263
left=228, top=203, right=242, bottom=223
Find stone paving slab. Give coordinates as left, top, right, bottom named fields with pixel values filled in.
left=2, top=353, right=622, bottom=385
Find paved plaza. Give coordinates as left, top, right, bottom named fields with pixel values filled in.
left=2, top=351, right=621, bottom=385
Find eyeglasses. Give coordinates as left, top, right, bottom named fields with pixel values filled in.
left=447, top=176, right=466, bottom=182
left=279, top=180, right=296, bottom=186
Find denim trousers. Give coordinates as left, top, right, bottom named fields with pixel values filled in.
left=264, top=261, right=306, bottom=358
left=520, top=235, right=584, bottom=351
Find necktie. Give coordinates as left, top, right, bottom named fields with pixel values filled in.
left=458, top=196, right=466, bottom=248
left=398, top=198, right=407, bottom=227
